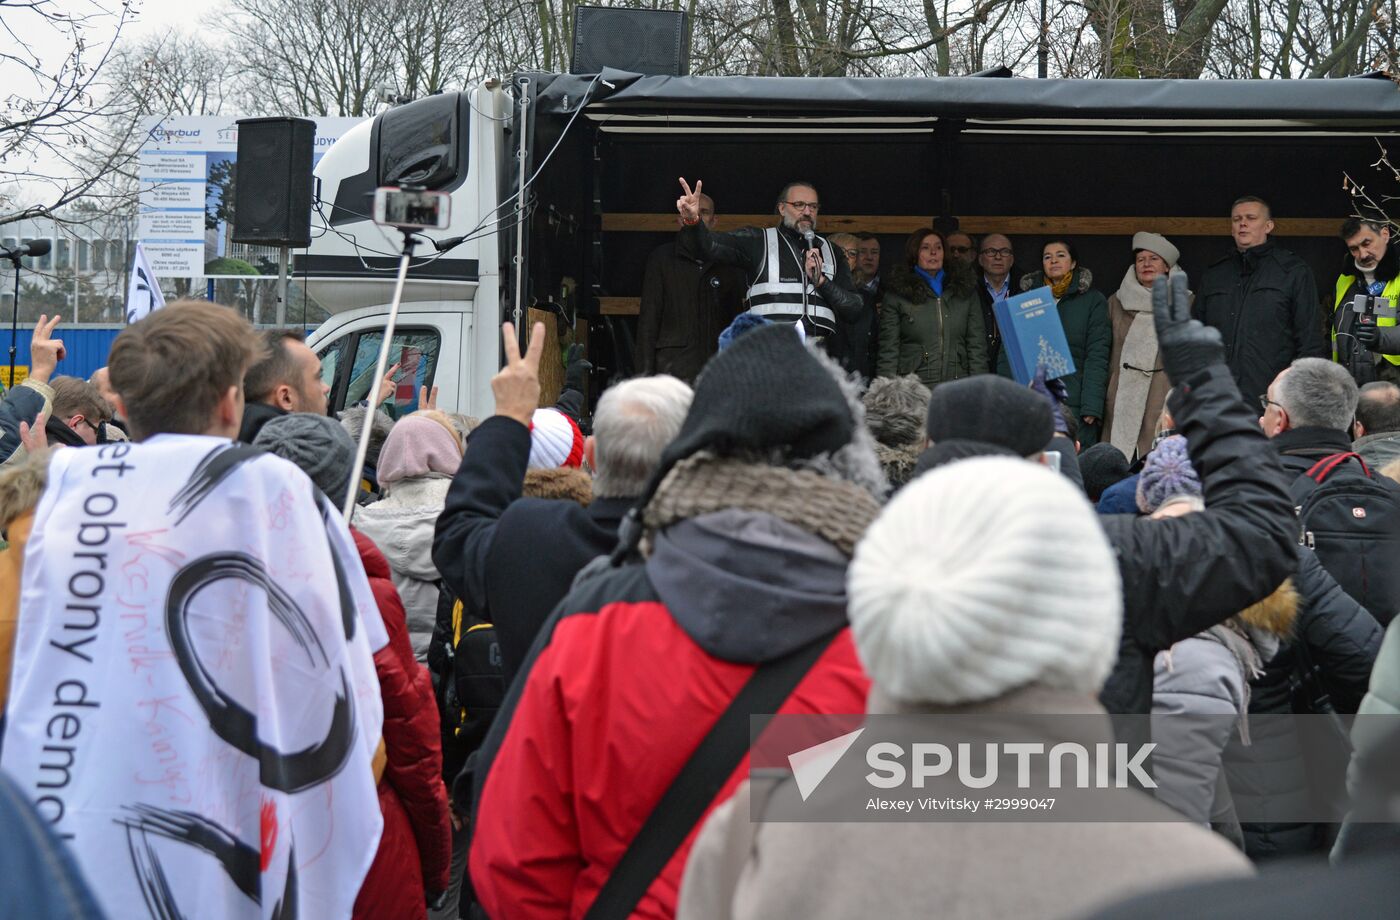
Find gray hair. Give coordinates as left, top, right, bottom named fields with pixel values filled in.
left=337, top=406, right=395, bottom=467
left=862, top=375, right=930, bottom=447
left=1277, top=357, right=1358, bottom=431
left=592, top=375, right=693, bottom=498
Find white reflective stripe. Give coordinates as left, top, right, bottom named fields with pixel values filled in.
left=765, top=227, right=781, bottom=287
left=749, top=302, right=837, bottom=323
left=746, top=281, right=815, bottom=297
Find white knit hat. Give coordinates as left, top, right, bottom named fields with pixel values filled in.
left=1131, top=231, right=1180, bottom=268
left=848, top=457, right=1122, bottom=705
left=528, top=407, right=585, bottom=469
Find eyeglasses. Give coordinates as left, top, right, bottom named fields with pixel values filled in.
left=980, top=247, right=1014, bottom=258
left=1259, top=394, right=1283, bottom=412
left=948, top=245, right=973, bottom=255
left=782, top=200, right=820, bottom=213
left=839, top=248, right=859, bottom=259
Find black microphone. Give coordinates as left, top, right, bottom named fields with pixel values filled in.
left=2, top=239, right=51, bottom=261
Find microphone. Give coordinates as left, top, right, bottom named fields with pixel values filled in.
left=3, top=239, right=51, bottom=261
left=802, top=229, right=816, bottom=250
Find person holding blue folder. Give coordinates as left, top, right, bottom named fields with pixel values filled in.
left=998, top=239, right=1112, bottom=447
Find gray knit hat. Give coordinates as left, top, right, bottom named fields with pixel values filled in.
left=254, top=412, right=356, bottom=501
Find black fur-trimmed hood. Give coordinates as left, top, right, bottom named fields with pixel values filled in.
left=887, top=260, right=976, bottom=303
left=1021, top=266, right=1095, bottom=296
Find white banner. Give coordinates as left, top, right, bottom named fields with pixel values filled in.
left=126, top=242, right=168, bottom=323
left=1, top=437, right=388, bottom=920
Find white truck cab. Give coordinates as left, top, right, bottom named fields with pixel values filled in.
left=299, top=85, right=510, bottom=419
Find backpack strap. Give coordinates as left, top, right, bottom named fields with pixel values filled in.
left=581, top=630, right=840, bottom=920
left=1304, top=451, right=1372, bottom=484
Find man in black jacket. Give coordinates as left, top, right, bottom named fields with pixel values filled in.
left=975, top=232, right=1017, bottom=373
left=1098, top=272, right=1298, bottom=719
left=237, top=329, right=331, bottom=442
left=432, top=322, right=692, bottom=683
left=1194, top=196, right=1325, bottom=405
left=635, top=191, right=746, bottom=383
left=674, top=178, right=863, bottom=340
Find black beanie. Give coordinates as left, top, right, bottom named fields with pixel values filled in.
left=1078, top=442, right=1131, bottom=502
left=925, top=374, right=1054, bottom=458
left=612, top=323, right=855, bottom=560
left=912, top=438, right=1021, bottom=479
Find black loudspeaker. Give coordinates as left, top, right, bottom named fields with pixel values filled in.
left=232, top=117, right=316, bottom=247
left=571, top=6, right=690, bottom=76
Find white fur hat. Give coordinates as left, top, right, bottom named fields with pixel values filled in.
left=1132, top=231, right=1180, bottom=268
left=848, top=457, right=1122, bottom=705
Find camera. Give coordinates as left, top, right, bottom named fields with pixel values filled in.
left=1349, top=293, right=1397, bottom=326
left=373, top=187, right=451, bottom=230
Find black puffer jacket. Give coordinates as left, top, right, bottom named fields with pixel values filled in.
left=1224, top=548, right=1382, bottom=860
left=1099, top=366, right=1298, bottom=723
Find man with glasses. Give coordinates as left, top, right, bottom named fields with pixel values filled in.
left=42, top=375, right=110, bottom=447
left=976, top=233, right=1019, bottom=372
left=676, top=178, right=862, bottom=339
left=946, top=231, right=978, bottom=266
left=825, top=232, right=878, bottom=379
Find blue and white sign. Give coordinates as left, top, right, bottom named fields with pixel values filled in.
left=138, top=115, right=365, bottom=279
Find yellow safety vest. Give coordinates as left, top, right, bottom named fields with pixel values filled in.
left=1335, top=274, right=1400, bottom=366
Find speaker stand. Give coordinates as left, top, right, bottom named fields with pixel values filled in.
left=275, top=245, right=290, bottom=325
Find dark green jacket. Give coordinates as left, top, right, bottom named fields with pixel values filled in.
left=876, top=264, right=987, bottom=389
left=998, top=267, right=1113, bottom=420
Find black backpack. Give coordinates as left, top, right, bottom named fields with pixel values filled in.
left=1291, top=452, right=1400, bottom=627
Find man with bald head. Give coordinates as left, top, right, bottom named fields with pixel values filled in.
left=976, top=232, right=1019, bottom=372
left=637, top=188, right=746, bottom=383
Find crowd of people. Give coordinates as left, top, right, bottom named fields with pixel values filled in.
left=0, top=177, right=1398, bottom=920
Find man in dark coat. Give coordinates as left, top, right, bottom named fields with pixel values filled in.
left=432, top=323, right=691, bottom=683
left=975, top=232, right=1017, bottom=373
left=0, top=313, right=64, bottom=466
left=237, top=328, right=331, bottom=443
left=1194, top=196, right=1325, bottom=405
left=635, top=191, right=747, bottom=383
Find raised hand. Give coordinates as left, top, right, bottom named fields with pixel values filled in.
left=19, top=412, right=48, bottom=453
left=419, top=384, right=439, bottom=411
left=676, top=177, right=703, bottom=223
left=375, top=362, right=402, bottom=406
left=492, top=321, right=545, bottom=426
left=1153, top=272, right=1222, bottom=384
left=28, top=314, right=65, bottom=384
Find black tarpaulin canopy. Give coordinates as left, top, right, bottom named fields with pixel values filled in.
left=532, top=70, right=1400, bottom=131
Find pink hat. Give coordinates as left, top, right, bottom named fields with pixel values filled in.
left=528, top=408, right=585, bottom=469
left=377, top=415, right=463, bottom=484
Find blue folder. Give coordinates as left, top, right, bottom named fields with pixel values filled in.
left=993, top=285, right=1077, bottom=384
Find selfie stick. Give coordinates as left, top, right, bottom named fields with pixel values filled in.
left=342, top=230, right=414, bottom=521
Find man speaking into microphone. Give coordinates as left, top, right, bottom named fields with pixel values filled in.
left=675, top=178, right=862, bottom=341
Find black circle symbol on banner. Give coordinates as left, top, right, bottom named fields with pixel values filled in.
left=165, top=552, right=357, bottom=793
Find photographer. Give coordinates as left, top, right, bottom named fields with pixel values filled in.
left=1333, top=217, right=1400, bottom=384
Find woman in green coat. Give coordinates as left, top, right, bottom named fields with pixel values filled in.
left=876, top=229, right=987, bottom=390
left=997, top=238, right=1113, bottom=447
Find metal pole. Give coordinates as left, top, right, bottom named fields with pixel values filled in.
left=512, top=78, right=531, bottom=341
left=342, top=233, right=415, bottom=522
left=1038, top=0, right=1049, bottom=78
left=7, top=261, right=19, bottom=389
left=73, top=269, right=79, bottom=324
left=276, top=245, right=290, bottom=325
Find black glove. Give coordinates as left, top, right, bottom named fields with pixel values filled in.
left=563, top=343, right=592, bottom=392
left=1354, top=323, right=1400, bottom=354
left=1153, top=272, right=1223, bottom=384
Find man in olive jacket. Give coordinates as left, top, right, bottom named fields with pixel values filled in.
left=1194, top=196, right=1325, bottom=405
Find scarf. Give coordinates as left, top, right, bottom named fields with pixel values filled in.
left=914, top=266, right=945, bottom=297
left=1048, top=271, right=1074, bottom=301
left=642, top=452, right=881, bottom=557
left=1108, top=266, right=1161, bottom=457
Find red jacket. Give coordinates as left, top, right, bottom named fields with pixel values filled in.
left=352, top=529, right=454, bottom=920
left=469, top=517, right=870, bottom=919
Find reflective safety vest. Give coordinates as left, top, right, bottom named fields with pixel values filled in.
left=1334, top=273, right=1400, bottom=366
left=746, top=227, right=839, bottom=335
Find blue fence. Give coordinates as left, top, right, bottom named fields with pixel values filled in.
left=2, top=325, right=123, bottom=384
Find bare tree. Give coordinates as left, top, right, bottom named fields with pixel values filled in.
left=0, top=0, right=140, bottom=226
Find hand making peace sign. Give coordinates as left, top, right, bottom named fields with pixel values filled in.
left=676, top=177, right=704, bottom=223
left=492, top=320, right=546, bottom=427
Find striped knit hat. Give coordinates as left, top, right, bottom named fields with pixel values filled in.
left=528, top=407, right=585, bottom=469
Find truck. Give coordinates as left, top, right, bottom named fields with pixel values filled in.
left=299, top=71, right=1400, bottom=417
